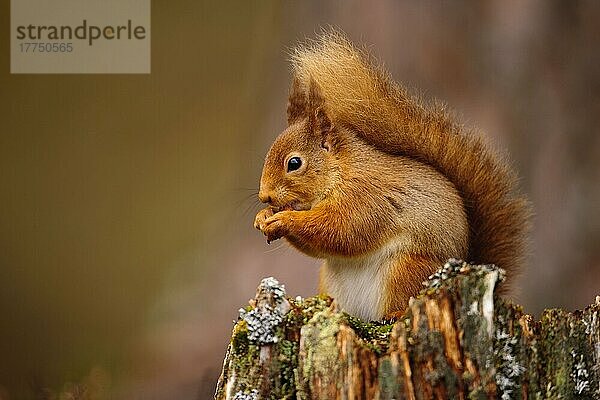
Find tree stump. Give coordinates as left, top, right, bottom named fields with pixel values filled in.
left=214, top=260, right=600, bottom=399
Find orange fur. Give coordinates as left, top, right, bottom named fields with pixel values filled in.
left=255, top=32, right=530, bottom=320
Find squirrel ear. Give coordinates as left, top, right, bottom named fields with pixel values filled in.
left=306, top=79, right=332, bottom=138
left=287, top=77, right=308, bottom=124
left=313, top=107, right=332, bottom=137
left=307, top=78, right=325, bottom=110
left=287, top=77, right=332, bottom=138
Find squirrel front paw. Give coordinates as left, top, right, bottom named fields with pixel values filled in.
left=255, top=209, right=292, bottom=244
left=263, top=212, right=291, bottom=243
left=254, top=207, right=275, bottom=231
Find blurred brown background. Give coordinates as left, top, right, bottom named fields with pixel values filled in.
left=1, top=1, right=599, bottom=399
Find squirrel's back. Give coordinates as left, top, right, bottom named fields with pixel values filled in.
left=290, top=32, right=530, bottom=280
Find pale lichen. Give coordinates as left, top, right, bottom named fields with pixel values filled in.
left=239, top=304, right=284, bottom=344
left=233, top=388, right=258, bottom=400
left=238, top=277, right=290, bottom=344
left=468, top=301, right=479, bottom=316
left=299, top=309, right=343, bottom=391
left=423, top=258, right=464, bottom=289
left=257, top=276, right=287, bottom=303
left=423, top=259, right=505, bottom=291
left=216, top=269, right=599, bottom=400
left=587, top=299, right=600, bottom=395
left=571, top=350, right=590, bottom=395
left=494, top=321, right=525, bottom=400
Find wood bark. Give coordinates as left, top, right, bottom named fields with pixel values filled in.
left=215, top=261, right=600, bottom=399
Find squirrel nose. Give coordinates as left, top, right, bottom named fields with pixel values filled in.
left=258, top=191, right=272, bottom=204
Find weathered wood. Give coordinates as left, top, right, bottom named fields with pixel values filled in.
left=215, top=260, right=600, bottom=399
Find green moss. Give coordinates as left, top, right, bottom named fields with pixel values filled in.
left=298, top=309, right=346, bottom=394
left=342, top=313, right=394, bottom=355
left=231, top=320, right=249, bottom=355
left=492, top=302, right=527, bottom=399
left=219, top=294, right=334, bottom=399
left=284, top=295, right=332, bottom=326
left=467, top=388, right=488, bottom=400
left=538, top=309, right=572, bottom=398
left=224, top=342, right=261, bottom=396
left=218, top=269, right=599, bottom=399
left=226, top=329, right=299, bottom=398
left=271, top=338, right=298, bottom=398
left=536, top=308, right=597, bottom=398
left=456, top=273, right=496, bottom=388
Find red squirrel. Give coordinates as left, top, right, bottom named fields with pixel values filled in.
left=254, top=32, right=530, bottom=321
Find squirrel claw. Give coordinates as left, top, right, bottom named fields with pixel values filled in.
left=254, top=207, right=275, bottom=232
left=254, top=207, right=287, bottom=242
left=263, top=212, right=289, bottom=243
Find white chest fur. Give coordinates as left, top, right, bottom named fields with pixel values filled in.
left=322, top=240, right=403, bottom=321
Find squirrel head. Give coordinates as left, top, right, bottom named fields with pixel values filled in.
left=258, top=78, right=340, bottom=212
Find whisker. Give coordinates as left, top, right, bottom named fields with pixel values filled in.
left=263, top=241, right=288, bottom=254
left=234, top=192, right=259, bottom=206
left=240, top=202, right=262, bottom=219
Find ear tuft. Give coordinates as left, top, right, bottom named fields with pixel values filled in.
left=287, top=77, right=308, bottom=124
left=287, top=77, right=333, bottom=140
left=307, top=78, right=325, bottom=110
left=307, top=79, right=332, bottom=138
left=314, top=107, right=332, bottom=136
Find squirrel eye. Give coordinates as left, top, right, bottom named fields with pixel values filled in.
left=287, top=157, right=302, bottom=172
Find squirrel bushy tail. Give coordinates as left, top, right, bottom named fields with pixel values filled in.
left=290, top=32, right=530, bottom=277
